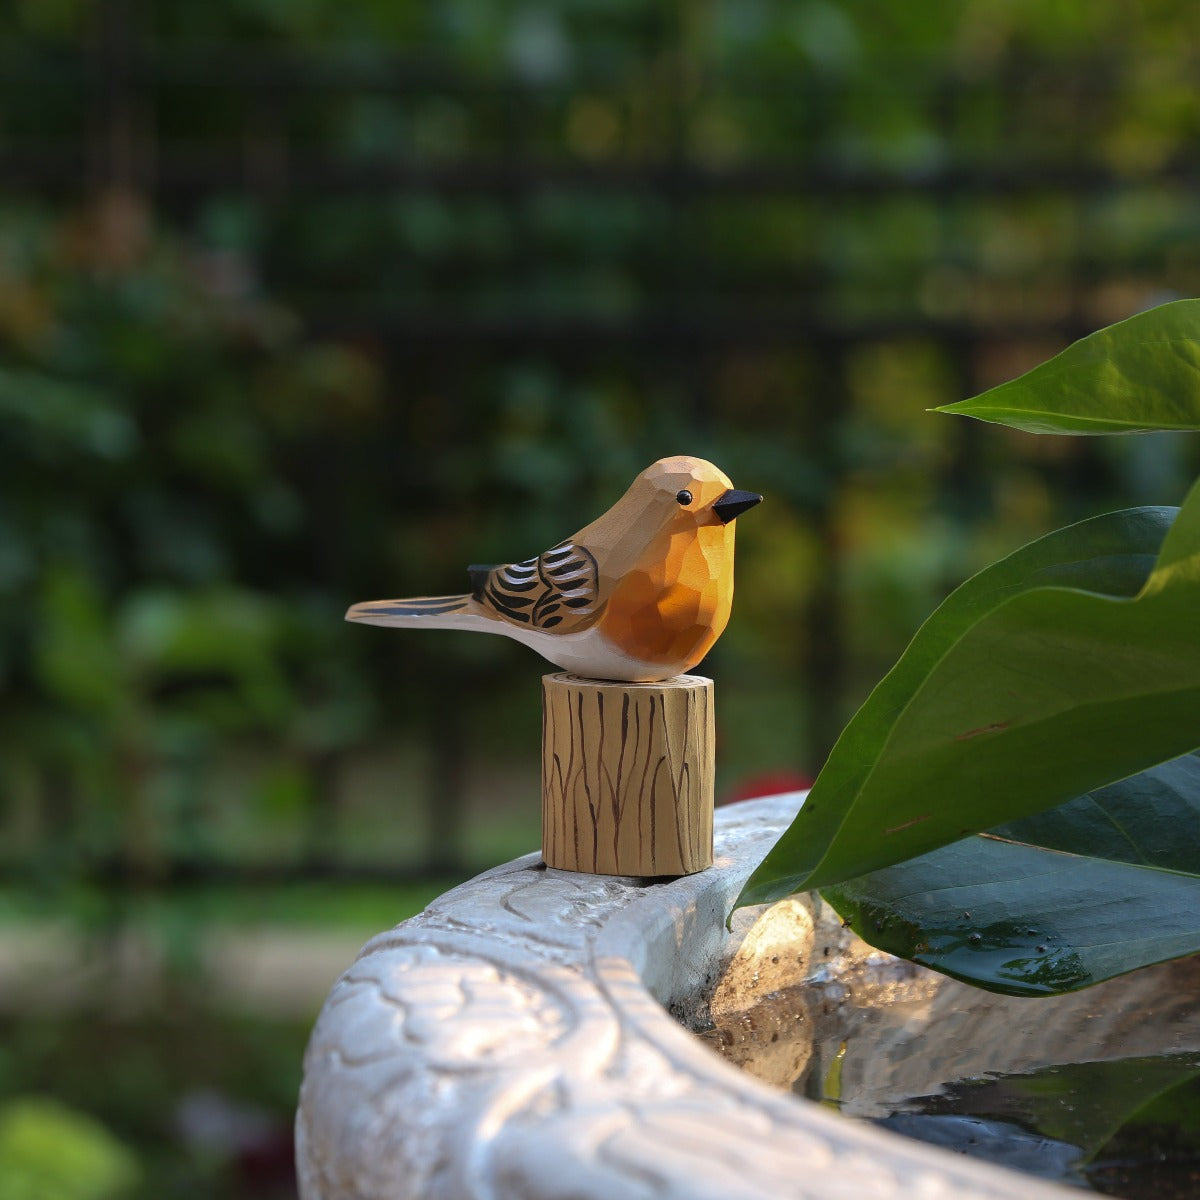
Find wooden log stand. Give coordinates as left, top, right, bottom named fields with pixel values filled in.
left=541, top=672, right=715, bottom=877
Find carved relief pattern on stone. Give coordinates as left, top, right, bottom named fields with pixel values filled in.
left=297, top=793, right=1072, bottom=1200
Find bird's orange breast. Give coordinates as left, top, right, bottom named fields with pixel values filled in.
left=598, top=522, right=734, bottom=668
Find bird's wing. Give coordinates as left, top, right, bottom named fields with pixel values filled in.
left=473, top=541, right=604, bottom=632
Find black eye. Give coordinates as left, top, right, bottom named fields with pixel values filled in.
left=676, top=489, right=693, bottom=506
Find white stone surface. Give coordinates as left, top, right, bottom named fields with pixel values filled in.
left=296, top=792, right=1074, bottom=1199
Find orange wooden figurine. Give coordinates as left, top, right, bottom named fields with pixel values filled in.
left=347, top=455, right=761, bottom=876
left=346, top=455, right=761, bottom=682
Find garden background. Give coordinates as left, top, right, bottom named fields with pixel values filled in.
left=3, top=1, right=1200, bottom=1195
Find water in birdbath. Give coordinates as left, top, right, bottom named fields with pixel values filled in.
left=868, top=1053, right=1200, bottom=1197
left=693, top=897, right=1200, bottom=1198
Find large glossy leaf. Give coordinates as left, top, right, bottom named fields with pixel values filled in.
left=823, top=753, right=1200, bottom=996
left=736, top=480, right=1200, bottom=908
left=932, top=300, right=1200, bottom=434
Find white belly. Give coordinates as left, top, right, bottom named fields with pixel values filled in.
left=502, top=622, right=682, bottom=682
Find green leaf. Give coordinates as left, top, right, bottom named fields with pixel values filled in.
left=989, top=750, right=1200, bottom=871
left=823, top=753, right=1200, bottom=996
left=736, top=483, right=1200, bottom=908
left=932, top=300, right=1200, bottom=434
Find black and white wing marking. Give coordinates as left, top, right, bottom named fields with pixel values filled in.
left=470, top=541, right=602, bottom=631
left=532, top=541, right=602, bottom=628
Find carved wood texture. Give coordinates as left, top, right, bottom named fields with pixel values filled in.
left=541, top=672, right=713, bottom=875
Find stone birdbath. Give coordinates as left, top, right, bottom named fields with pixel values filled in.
left=296, top=791, right=1187, bottom=1199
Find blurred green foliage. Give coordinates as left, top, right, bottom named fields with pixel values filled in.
left=3, top=1, right=1200, bottom=1191
left=0, top=198, right=380, bottom=881
left=0, top=1012, right=303, bottom=1200
left=0, top=1097, right=140, bottom=1200
left=3, top=0, right=1200, bottom=876
left=2, top=0, right=1200, bottom=873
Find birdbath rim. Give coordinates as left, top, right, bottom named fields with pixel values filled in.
left=296, top=791, right=1074, bottom=1200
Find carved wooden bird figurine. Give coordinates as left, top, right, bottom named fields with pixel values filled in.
left=346, top=455, right=762, bottom=681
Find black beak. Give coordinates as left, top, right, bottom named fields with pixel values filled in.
left=712, top=488, right=763, bottom=524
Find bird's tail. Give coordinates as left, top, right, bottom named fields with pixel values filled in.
left=345, top=595, right=473, bottom=628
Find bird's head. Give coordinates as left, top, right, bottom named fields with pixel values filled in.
left=570, top=455, right=762, bottom=578
left=634, top=456, right=763, bottom=533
